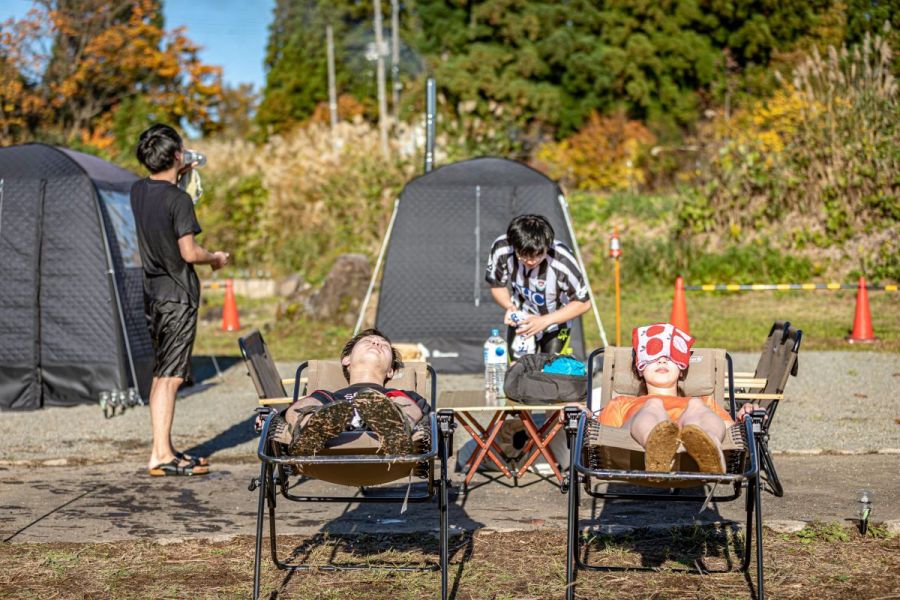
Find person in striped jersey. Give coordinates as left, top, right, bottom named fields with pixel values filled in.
left=485, top=214, right=592, bottom=355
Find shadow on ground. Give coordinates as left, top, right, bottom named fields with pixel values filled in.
left=260, top=480, right=483, bottom=600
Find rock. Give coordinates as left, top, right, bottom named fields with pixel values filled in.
left=766, top=519, right=808, bottom=534
left=884, top=520, right=900, bottom=535
left=306, top=254, right=371, bottom=326
left=276, top=273, right=307, bottom=298
left=156, top=537, right=187, bottom=546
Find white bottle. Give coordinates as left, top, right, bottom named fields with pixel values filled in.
left=509, top=311, right=536, bottom=358
left=483, top=328, right=508, bottom=406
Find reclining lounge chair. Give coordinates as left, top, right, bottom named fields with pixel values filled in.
left=239, top=330, right=456, bottom=600
left=562, top=346, right=771, bottom=600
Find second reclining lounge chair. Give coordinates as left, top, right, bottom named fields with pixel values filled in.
left=239, top=330, right=456, bottom=600
left=734, top=321, right=802, bottom=497
left=562, top=345, right=773, bottom=600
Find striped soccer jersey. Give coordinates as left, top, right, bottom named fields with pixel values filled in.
left=485, top=236, right=589, bottom=335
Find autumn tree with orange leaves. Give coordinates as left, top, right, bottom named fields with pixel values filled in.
left=0, top=0, right=222, bottom=157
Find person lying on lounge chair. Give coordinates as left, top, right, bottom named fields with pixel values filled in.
left=597, top=323, right=759, bottom=473
left=268, top=328, right=430, bottom=456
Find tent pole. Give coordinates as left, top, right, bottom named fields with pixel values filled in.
left=355, top=198, right=400, bottom=335
left=474, top=185, right=480, bottom=307
left=93, top=191, right=143, bottom=404
left=558, top=194, right=609, bottom=347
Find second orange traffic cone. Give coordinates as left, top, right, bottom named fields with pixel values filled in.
left=846, top=276, right=876, bottom=343
left=221, top=279, right=241, bottom=332
left=670, top=275, right=690, bottom=334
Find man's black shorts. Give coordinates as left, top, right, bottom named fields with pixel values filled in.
left=147, top=300, right=198, bottom=380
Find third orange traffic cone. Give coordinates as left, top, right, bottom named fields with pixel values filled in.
left=846, top=276, right=877, bottom=343
left=670, top=275, right=690, bottom=334
left=221, top=279, right=241, bottom=332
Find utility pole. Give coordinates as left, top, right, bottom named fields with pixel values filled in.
left=390, top=0, right=400, bottom=118
left=373, top=0, right=389, bottom=156
left=424, top=77, right=435, bottom=173
left=326, top=25, right=338, bottom=130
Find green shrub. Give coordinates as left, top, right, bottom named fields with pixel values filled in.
left=678, top=27, right=899, bottom=282
left=195, top=120, right=418, bottom=282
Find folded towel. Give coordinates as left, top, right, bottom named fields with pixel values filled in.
left=542, top=356, right=587, bottom=376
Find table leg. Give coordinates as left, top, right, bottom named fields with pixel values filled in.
left=456, top=411, right=513, bottom=486
left=516, top=410, right=564, bottom=482
left=463, top=411, right=507, bottom=467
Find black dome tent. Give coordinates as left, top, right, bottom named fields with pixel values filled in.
left=0, top=143, right=153, bottom=410
left=367, top=157, right=608, bottom=374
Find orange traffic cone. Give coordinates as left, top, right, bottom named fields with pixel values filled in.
left=670, top=275, right=690, bottom=334
left=221, top=279, right=241, bottom=332
left=846, top=276, right=877, bottom=343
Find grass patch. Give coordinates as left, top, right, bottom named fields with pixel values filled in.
left=1, top=527, right=897, bottom=599
left=193, top=284, right=900, bottom=362
left=587, top=287, right=900, bottom=354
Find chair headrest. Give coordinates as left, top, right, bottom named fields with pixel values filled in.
left=604, top=346, right=722, bottom=403
left=305, top=360, right=428, bottom=396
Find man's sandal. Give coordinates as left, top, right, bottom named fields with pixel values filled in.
left=148, top=458, right=210, bottom=477
left=680, top=424, right=726, bottom=473
left=354, top=389, right=414, bottom=456
left=175, top=452, right=209, bottom=467
left=288, top=400, right=354, bottom=457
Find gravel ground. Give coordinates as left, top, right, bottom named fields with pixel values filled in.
left=0, top=351, right=897, bottom=465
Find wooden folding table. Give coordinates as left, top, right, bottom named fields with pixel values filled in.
left=451, top=402, right=582, bottom=487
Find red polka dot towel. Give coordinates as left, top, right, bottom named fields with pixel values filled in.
left=632, top=323, right=694, bottom=371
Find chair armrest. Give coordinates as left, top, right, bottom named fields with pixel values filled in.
left=259, top=397, right=292, bottom=407
left=734, top=392, right=783, bottom=401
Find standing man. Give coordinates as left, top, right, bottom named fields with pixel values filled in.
left=132, top=124, right=229, bottom=476
left=485, top=214, right=591, bottom=355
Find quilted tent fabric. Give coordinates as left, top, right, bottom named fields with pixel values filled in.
left=376, top=157, right=586, bottom=373
left=0, top=144, right=151, bottom=409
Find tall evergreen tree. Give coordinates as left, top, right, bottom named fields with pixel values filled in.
left=411, top=0, right=835, bottom=135
left=257, top=0, right=376, bottom=133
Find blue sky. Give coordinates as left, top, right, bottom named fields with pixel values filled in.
left=1, top=0, right=275, bottom=90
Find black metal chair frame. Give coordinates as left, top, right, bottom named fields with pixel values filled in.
left=248, top=359, right=456, bottom=600
left=740, top=324, right=802, bottom=498
left=561, top=347, right=769, bottom=600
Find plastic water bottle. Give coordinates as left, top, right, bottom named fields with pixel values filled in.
left=483, top=328, right=508, bottom=405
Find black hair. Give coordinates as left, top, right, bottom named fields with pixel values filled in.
left=136, top=124, right=183, bottom=174
left=507, top=214, right=554, bottom=258
left=340, top=328, right=404, bottom=384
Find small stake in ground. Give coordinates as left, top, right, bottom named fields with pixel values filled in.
left=857, top=488, right=873, bottom=535
left=609, top=226, right=622, bottom=346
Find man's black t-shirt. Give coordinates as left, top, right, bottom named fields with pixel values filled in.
left=131, top=179, right=202, bottom=306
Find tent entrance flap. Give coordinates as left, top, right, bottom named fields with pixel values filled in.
left=375, top=157, right=590, bottom=374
